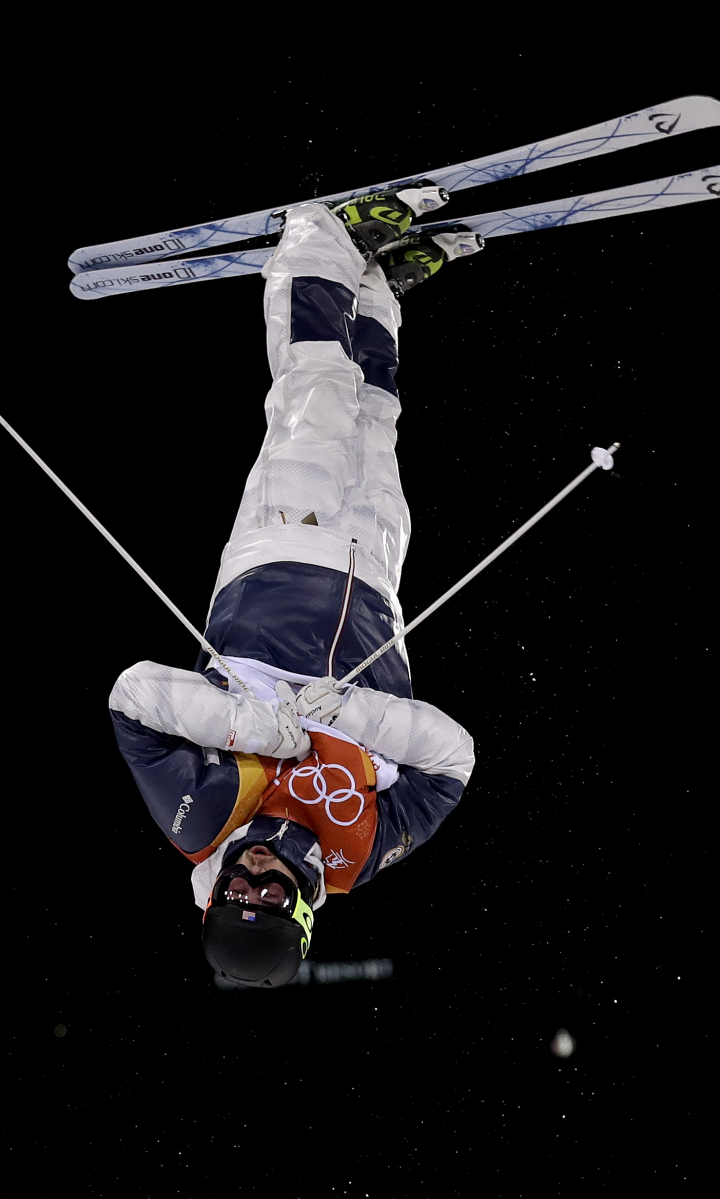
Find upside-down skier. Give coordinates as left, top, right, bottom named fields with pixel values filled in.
left=110, top=186, right=482, bottom=988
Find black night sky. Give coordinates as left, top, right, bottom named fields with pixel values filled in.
left=4, top=53, right=717, bottom=1197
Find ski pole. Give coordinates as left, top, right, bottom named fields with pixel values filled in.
left=0, top=413, right=255, bottom=696
left=334, top=443, right=620, bottom=687
left=1, top=413, right=618, bottom=694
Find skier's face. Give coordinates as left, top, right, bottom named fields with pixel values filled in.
left=223, top=845, right=299, bottom=907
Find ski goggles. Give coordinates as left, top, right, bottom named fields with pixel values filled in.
left=211, top=864, right=298, bottom=919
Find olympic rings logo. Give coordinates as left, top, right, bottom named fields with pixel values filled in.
left=288, top=752, right=365, bottom=827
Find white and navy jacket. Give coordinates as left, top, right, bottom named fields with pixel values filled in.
left=109, top=535, right=475, bottom=906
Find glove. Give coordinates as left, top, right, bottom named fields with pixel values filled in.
left=277, top=677, right=344, bottom=727
left=268, top=699, right=312, bottom=760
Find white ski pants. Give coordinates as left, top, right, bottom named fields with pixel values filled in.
left=215, top=201, right=411, bottom=599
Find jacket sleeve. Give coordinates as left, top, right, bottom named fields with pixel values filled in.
left=108, top=660, right=283, bottom=755
left=331, top=687, right=475, bottom=786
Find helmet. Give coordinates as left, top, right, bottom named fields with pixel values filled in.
left=201, top=816, right=320, bottom=989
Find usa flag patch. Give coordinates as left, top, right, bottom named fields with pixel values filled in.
left=242, top=911, right=256, bottom=921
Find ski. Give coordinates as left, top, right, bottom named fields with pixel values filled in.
left=69, top=168, right=718, bottom=301
left=68, top=95, right=720, bottom=277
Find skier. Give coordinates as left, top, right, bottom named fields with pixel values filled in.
left=109, top=186, right=483, bottom=988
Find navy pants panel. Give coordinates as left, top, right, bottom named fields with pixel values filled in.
left=290, top=276, right=356, bottom=358
left=352, top=313, right=399, bottom=399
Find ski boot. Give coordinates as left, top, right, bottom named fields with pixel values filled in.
left=327, top=180, right=451, bottom=260
left=375, top=227, right=484, bottom=297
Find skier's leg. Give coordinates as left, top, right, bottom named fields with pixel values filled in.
left=229, top=201, right=368, bottom=532
left=343, top=258, right=410, bottom=597
left=217, top=200, right=410, bottom=597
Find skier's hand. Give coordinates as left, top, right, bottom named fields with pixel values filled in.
left=277, top=677, right=344, bottom=727
left=269, top=699, right=312, bottom=760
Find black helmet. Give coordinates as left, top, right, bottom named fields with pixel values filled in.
left=201, top=816, right=320, bottom=989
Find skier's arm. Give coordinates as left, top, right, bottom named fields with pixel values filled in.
left=109, top=660, right=295, bottom=756
left=332, top=687, right=474, bottom=786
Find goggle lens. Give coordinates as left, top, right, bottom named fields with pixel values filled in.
left=213, top=866, right=296, bottom=916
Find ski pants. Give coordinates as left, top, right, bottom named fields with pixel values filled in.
left=214, top=201, right=411, bottom=599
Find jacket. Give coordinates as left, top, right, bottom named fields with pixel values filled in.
left=109, top=544, right=475, bottom=910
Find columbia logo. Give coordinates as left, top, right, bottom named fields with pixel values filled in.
left=171, top=794, right=194, bottom=834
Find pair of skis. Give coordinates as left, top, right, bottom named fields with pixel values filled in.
left=68, top=95, right=719, bottom=301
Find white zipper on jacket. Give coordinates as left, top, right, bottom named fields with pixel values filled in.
left=327, top=538, right=357, bottom=677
